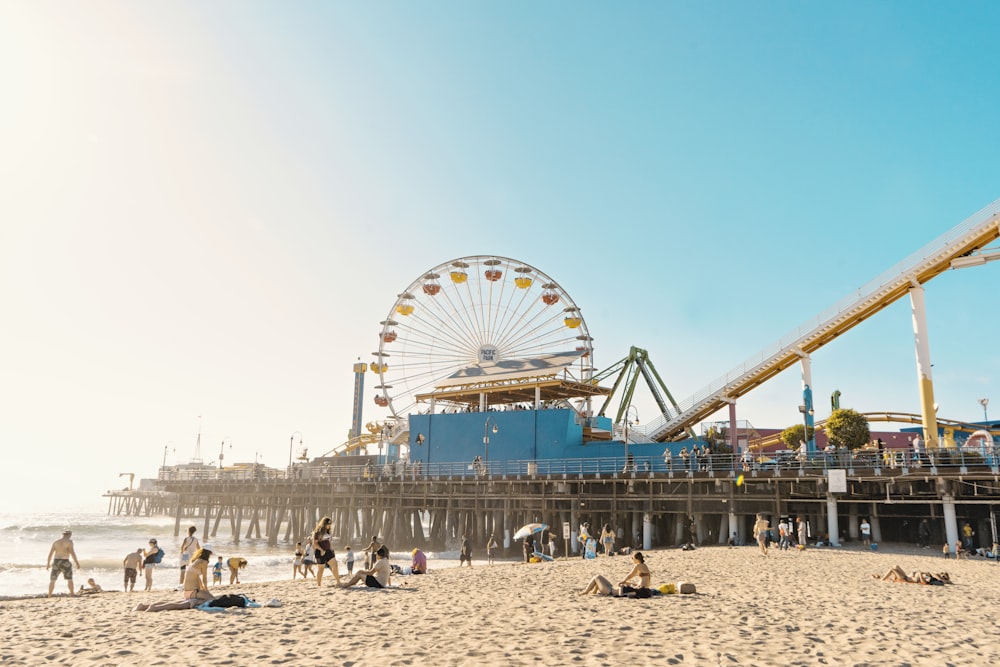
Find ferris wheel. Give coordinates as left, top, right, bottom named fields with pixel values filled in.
left=371, top=256, right=594, bottom=419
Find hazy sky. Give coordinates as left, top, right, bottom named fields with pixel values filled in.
left=2, top=2, right=998, bottom=513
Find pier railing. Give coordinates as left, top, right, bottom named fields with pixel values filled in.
left=157, top=445, right=999, bottom=483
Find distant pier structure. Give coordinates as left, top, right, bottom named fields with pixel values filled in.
left=105, top=450, right=1000, bottom=554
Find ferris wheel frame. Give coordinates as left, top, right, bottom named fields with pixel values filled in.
left=371, top=255, right=594, bottom=420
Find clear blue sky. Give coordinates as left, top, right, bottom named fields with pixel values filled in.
left=2, top=2, right=998, bottom=512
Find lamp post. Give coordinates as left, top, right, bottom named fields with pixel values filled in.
left=289, top=431, right=303, bottom=470
left=484, top=418, right=499, bottom=465
left=624, top=405, right=639, bottom=472
left=219, top=438, right=231, bottom=468
left=980, top=398, right=990, bottom=422
left=162, top=443, right=175, bottom=469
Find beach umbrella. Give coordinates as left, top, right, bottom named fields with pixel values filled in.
left=513, top=522, right=548, bottom=540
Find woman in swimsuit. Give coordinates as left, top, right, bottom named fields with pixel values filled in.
left=312, top=517, right=342, bottom=587
left=618, top=551, right=652, bottom=597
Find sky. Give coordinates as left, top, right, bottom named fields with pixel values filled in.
left=1, top=2, right=998, bottom=513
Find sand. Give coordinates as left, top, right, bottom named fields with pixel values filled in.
left=3, top=544, right=999, bottom=666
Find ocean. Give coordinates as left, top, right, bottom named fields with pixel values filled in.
left=0, top=511, right=466, bottom=598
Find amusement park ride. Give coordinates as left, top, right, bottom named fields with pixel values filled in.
left=323, top=199, right=1000, bottom=466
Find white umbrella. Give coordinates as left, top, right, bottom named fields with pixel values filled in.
left=513, top=522, right=548, bottom=540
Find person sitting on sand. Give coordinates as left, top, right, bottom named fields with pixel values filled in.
left=133, top=548, right=216, bottom=611
left=955, top=541, right=967, bottom=559
left=78, top=578, right=103, bottom=594
left=184, top=549, right=216, bottom=601
left=228, top=557, right=248, bottom=585
left=339, top=546, right=391, bottom=589
left=617, top=551, right=652, bottom=598
left=411, top=548, right=427, bottom=574
left=580, top=552, right=653, bottom=598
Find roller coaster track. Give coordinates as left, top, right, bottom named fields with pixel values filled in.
left=644, top=199, right=1000, bottom=442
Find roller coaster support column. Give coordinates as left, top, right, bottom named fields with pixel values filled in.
left=796, top=351, right=816, bottom=453
left=909, top=282, right=940, bottom=449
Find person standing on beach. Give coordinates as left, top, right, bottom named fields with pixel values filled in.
left=46, top=530, right=81, bottom=597
left=486, top=534, right=498, bottom=565
left=752, top=514, right=770, bottom=556
left=212, top=556, right=223, bottom=585
left=179, top=526, right=200, bottom=585
left=143, top=539, right=159, bottom=591
left=860, top=518, right=872, bottom=548
left=345, top=546, right=355, bottom=575
left=918, top=519, right=931, bottom=548
left=796, top=517, right=807, bottom=548
left=313, top=517, right=342, bottom=586
left=364, top=534, right=382, bottom=570
left=578, top=522, right=589, bottom=559
left=460, top=534, right=473, bottom=566
left=123, top=548, right=143, bottom=592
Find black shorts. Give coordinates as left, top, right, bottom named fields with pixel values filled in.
left=364, top=575, right=384, bottom=589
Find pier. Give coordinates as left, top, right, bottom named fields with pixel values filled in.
left=105, top=451, right=1000, bottom=553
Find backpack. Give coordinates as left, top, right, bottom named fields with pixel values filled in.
left=152, top=547, right=165, bottom=564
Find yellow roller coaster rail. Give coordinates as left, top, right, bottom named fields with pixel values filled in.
left=644, top=199, right=1000, bottom=442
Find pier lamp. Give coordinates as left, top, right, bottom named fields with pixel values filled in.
left=289, top=431, right=303, bottom=470
left=980, top=398, right=990, bottom=422
left=623, top=405, right=639, bottom=472
left=219, top=438, right=231, bottom=468
left=484, top=418, right=499, bottom=464
left=162, top=443, right=175, bottom=469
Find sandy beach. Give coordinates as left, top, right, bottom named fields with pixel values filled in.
left=3, top=543, right=999, bottom=666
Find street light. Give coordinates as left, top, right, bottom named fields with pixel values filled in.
left=624, top=405, right=639, bottom=472
left=484, top=418, right=499, bottom=464
left=218, top=438, right=231, bottom=468
left=289, top=431, right=303, bottom=469
left=162, top=443, right=175, bottom=469
left=980, top=398, right=990, bottom=422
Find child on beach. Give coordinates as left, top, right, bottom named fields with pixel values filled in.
left=486, top=534, right=498, bottom=565
left=212, top=556, right=223, bottom=585
left=293, top=542, right=304, bottom=579
left=345, top=546, right=355, bottom=575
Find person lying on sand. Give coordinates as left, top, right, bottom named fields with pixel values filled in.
left=78, top=578, right=103, bottom=594
left=873, top=566, right=952, bottom=585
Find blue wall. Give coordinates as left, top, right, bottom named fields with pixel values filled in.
left=407, top=409, right=697, bottom=464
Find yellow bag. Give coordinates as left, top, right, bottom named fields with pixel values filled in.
left=658, top=583, right=676, bottom=595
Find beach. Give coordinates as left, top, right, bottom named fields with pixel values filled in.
left=3, top=543, right=999, bottom=666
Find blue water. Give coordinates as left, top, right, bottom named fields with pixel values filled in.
left=0, top=511, right=464, bottom=598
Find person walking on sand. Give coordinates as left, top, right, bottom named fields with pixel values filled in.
left=142, top=539, right=159, bottom=591
left=601, top=524, right=616, bottom=557
left=293, top=542, right=305, bottom=579
left=123, top=548, right=143, bottom=592
left=178, top=526, right=200, bottom=585
left=313, top=517, right=342, bottom=586
left=753, top=513, right=770, bottom=556
left=796, top=516, right=808, bottom=548
left=47, top=530, right=81, bottom=597
left=486, top=534, right=498, bottom=565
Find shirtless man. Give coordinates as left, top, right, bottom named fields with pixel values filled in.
left=47, top=530, right=81, bottom=597
left=123, top=548, right=143, bottom=592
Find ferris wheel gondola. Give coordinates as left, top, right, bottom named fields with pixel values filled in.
left=373, top=256, right=594, bottom=419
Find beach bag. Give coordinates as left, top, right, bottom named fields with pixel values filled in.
left=152, top=547, right=165, bottom=564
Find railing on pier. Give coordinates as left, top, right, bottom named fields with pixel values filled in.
left=157, top=445, right=1000, bottom=484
